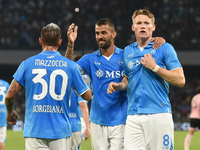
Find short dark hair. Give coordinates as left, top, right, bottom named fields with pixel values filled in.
left=95, top=18, right=115, bottom=32
left=41, top=23, right=62, bottom=46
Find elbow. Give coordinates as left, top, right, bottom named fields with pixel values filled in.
left=177, top=78, right=186, bottom=88
left=81, top=91, right=92, bottom=101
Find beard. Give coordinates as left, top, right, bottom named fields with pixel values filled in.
left=97, top=38, right=112, bottom=50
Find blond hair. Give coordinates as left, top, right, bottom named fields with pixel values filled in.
left=132, top=9, right=155, bottom=24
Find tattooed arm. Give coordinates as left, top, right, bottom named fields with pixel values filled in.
left=65, top=23, right=78, bottom=60
left=5, top=79, right=21, bottom=125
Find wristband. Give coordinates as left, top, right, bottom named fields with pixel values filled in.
left=152, top=65, right=160, bottom=72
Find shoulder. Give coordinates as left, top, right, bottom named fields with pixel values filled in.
left=0, top=79, right=9, bottom=87
left=159, top=42, right=174, bottom=50
left=124, top=43, right=136, bottom=52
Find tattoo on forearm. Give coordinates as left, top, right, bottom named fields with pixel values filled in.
left=9, top=80, right=21, bottom=93
left=65, top=46, right=74, bottom=60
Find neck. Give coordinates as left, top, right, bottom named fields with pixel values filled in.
left=100, top=44, right=115, bottom=57
left=42, top=46, right=58, bottom=51
left=136, top=36, right=152, bottom=47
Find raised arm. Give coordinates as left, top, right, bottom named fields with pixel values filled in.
left=79, top=101, right=90, bottom=140
left=65, top=23, right=78, bottom=60
left=5, top=79, right=21, bottom=125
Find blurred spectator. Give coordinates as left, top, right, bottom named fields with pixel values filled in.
left=0, top=0, right=200, bottom=51
left=1, top=0, right=200, bottom=124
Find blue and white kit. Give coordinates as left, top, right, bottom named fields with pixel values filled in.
left=77, top=46, right=127, bottom=126
left=13, top=51, right=89, bottom=139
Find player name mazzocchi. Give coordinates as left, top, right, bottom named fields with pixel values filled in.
left=33, top=105, right=64, bottom=113
left=35, top=59, right=67, bottom=68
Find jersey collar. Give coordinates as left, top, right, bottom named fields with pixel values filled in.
left=40, top=51, right=61, bottom=55
left=132, top=40, right=154, bottom=49
left=96, top=46, right=119, bottom=56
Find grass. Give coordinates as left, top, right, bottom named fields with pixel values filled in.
left=5, top=130, right=200, bottom=150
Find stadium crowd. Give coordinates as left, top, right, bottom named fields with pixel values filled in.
left=1, top=0, right=200, bottom=125
left=1, top=0, right=200, bottom=51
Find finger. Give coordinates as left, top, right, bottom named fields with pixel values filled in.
left=151, top=37, right=155, bottom=42
left=107, top=89, right=113, bottom=94
left=74, top=25, right=78, bottom=33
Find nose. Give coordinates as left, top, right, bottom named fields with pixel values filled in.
left=98, top=33, right=104, bottom=38
left=141, top=23, right=145, bottom=28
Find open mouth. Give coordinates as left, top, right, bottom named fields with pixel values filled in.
left=140, top=31, right=146, bottom=33
left=98, top=40, right=106, bottom=44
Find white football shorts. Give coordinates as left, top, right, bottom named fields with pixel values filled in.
left=80, top=117, right=86, bottom=140
left=71, top=131, right=81, bottom=150
left=25, top=137, right=71, bottom=150
left=124, top=113, right=174, bottom=150
left=91, top=122, right=125, bottom=150
left=0, top=126, right=6, bottom=143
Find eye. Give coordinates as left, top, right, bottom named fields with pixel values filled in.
left=95, top=32, right=99, bottom=36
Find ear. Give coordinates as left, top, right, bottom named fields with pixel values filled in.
left=131, top=24, right=135, bottom=32
left=39, top=37, right=42, bottom=45
left=152, top=24, right=156, bottom=32
left=58, top=39, right=62, bottom=47
left=112, top=31, right=117, bottom=38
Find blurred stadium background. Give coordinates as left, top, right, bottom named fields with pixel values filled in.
left=0, top=0, right=200, bottom=131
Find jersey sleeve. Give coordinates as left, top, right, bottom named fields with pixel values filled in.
left=13, top=61, right=26, bottom=87
left=162, top=43, right=182, bottom=71
left=77, top=95, right=87, bottom=103
left=72, top=64, right=89, bottom=96
left=76, top=54, right=91, bottom=75
left=123, top=47, right=129, bottom=77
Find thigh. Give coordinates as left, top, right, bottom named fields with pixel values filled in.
left=147, top=113, right=174, bottom=150
left=124, top=115, right=146, bottom=150
left=90, top=122, right=108, bottom=150
left=49, top=137, right=71, bottom=150
left=25, top=137, right=71, bottom=150
left=25, top=138, right=49, bottom=150
left=108, top=124, right=125, bottom=150
left=71, top=132, right=81, bottom=150
left=0, top=126, right=6, bottom=143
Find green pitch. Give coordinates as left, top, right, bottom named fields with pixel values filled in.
left=5, top=130, right=200, bottom=150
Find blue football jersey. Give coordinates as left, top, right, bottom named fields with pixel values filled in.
left=0, top=79, right=9, bottom=127
left=13, top=51, right=89, bottom=139
left=78, top=75, right=90, bottom=118
left=123, top=41, right=182, bottom=115
left=77, top=46, right=128, bottom=126
left=69, top=90, right=81, bottom=132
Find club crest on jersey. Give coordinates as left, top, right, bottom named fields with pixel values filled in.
left=118, top=59, right=123, bottom=66
left=128, top=61, right=134, bottom=69
left=95, top=69, right=104, bottom=78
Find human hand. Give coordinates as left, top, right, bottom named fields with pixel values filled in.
left=67, top=23, right=78, bottom=45
left=6, top=110, right=18, bottom=125
left=151, top=37, right=166, bottom=49
left=107, top=82, right=120, bottom=94
left=84, top=127, right=90, bottom=140
left=141, top=53, right=156, bottom=70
